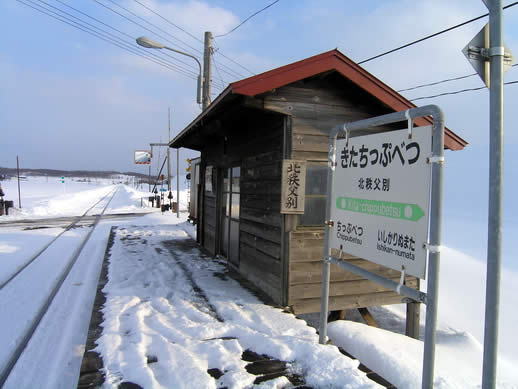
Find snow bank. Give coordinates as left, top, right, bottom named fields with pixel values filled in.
left=328, top=321, right=490, bottom=389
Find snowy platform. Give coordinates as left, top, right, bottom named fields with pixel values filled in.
left=81, top=224, right=385, bottom=389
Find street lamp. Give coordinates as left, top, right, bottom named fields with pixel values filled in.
left=136, top=36, right=203, bottom=107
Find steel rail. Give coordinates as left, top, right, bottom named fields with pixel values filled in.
left=0, top=186, right=119, bottom=387
left=0, top=186, right=118, bottom=290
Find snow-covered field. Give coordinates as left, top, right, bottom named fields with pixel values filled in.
left=0, top=175, right=516, bottom=388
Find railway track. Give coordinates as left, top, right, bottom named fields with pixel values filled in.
left=0, top=212, right=149, bottom=229
left=0, top=186, right=119, bottom=387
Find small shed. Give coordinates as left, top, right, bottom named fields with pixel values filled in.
left=170, top=49, right=467, bottom=317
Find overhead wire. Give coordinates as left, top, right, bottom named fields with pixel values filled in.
left=130, top=0, right=252, bottom=78
left=104, top=0, right=203, bottom=56
left=211, top=36, right=251, bottom=78
left=92, top=0, right=200, bottom=56
left=398, top=73, right=477, bottom=92
left=397, top=63, right=518, bottom=92
left=27, top=0, right=516, bottom=99
left=51, top=0, right=201, bottom=77
left=16, top=0, right=200, bottom=81
left=40, top=0, right=203, bottom=79
left=91, top=0, right=225, bottom=90
left=215, top=0, right=281, bottom=38
left=132, top=0, right=203, bottom=44
left=96, top=0, right=241, bottom=82
left=358, top=1, right=518, bottom=65
left=212, top=56, right=227, bottom=89
left=410, top=80, right=518, bottom=101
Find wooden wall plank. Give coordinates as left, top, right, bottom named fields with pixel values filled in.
left=288, top=229, right=419, bottom=313
left=291, top=292, right=409, bottom=314
left=240, top=260, right=281, bottom=303
left=240, top=219, right=282, bottom=245
left=289, top=277, right=418, bottom=300
left=289, top=265, right=402, bottom=285
left=240, top=207, right=282, bottom=228
left=241, top=231, right=281, bottom=260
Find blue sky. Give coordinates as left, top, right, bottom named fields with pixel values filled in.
left=1, top=0, right=518, bottom=270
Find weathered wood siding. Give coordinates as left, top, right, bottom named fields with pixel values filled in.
left=202, top=188, right=217, bottom=254
left=263, top=75, right=418, bottom=314
left=263, top=78, right=399, bottom=162
left=201, top=109, right=285, bottom=304
left=288, top=230, right=417, bottom=313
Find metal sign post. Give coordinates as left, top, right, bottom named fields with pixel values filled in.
left=462, top=1, right=514, bottom=386
left=319, top=105, right=445, bottom=389
left=482, top=2, right=504, bottom=386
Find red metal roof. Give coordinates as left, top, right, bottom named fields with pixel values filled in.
left=173, top=49, right=467, bottom=150
left=230, top=49, right=466, bottom=150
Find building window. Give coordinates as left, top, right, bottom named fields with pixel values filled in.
left=299, top=162, right=328, bottom=226
left=205, top=166, right=214, bottom=193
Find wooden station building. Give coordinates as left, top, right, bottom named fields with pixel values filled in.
left=171, top=49, right=467, bottom=319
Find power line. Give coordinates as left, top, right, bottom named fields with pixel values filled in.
left=215, top=0, right=281, bottom=38
left=16, top=0, right=199, bottom=81
left=95, top=0, right=242, bottom=83
left=34, top=0, right=197, bottom=78
left=359, top=1, right=518, bottom=65
left=397, top=63, right=518, bottom=92
left=398, top=73, right=477, bottom=92
left=130, top=0, right=251, bottom=78
left=215, top=51, right=254, bottom=76
left=92, top=0, right=200, bottom=57
left=90, top=0, right=224, bottom=90
left=212, top=37, right=254, bottom=76
left=410, top=80, right=518, bottom=101
left=105, top=0, right=203, bottom=56
left=132, top=0, right=203, bottom=44
left=38, top=0, right=200, bottom=78
left=51, top=0, right=200, bottom=76
left=212, top=56, right=227, bottom=88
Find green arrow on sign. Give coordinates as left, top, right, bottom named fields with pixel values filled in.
left=336, top=196, right=425, bottom=222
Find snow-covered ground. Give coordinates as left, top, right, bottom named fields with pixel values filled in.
left=0, top=175, right=516, bottom=388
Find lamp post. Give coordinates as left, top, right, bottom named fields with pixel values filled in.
left=136, top=36, right=207, bottom=109
left=137, top=36, right=212, bottom=219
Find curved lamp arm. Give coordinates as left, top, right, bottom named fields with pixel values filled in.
left=136, top=36, right=203, bottom=104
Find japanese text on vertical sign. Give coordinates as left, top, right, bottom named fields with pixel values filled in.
left=281, top=160, right=306, bottom=214
left=286, top=162, right=301, bottom=209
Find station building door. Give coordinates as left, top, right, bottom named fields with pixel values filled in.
left=220, top=166, right=240, bottom=267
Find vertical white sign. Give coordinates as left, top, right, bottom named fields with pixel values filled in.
left=329, top=126, right=432, bottom=278
left=281, top=160, right=306, bottom=214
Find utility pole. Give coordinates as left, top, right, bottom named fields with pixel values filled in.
left=148, top=164, right=151, bottom=193
left=202, top=31, right=212, bottom=110
left=177, top=148, right=180, bottom=218
left=168, top=108, right=171, bottom=193
left=16, top=156, right=21, bottom=208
